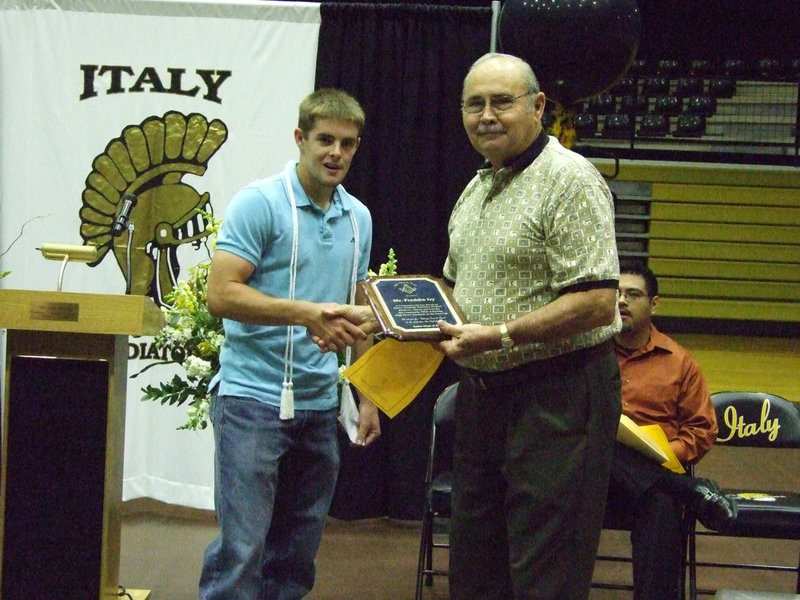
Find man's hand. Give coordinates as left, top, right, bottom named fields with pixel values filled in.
left=305, top=303, right=368, bottom=353
left=312, top=305, right=379, bottom=353
left=356, top=398, right=381, bottom=446
left=325, top=304, right=379, bottom=333
left=433, top=320, right=499, bottom=360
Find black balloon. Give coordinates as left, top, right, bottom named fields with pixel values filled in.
left=498, top=0, right=641, bottom=106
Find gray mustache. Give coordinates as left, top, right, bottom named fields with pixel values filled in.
left=476, top=125, right=505, bottom=135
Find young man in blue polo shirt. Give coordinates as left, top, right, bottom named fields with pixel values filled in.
left=199, top=89, right=380, bottom=600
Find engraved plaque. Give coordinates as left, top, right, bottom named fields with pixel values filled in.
left=30, top=301, right=80, bottom=322
left=359, top=275, right=466, bottom=341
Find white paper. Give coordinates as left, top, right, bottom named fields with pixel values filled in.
left=338, top=383, right=360, bottom=444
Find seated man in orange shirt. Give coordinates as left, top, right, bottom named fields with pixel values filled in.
left=605, top=264, right=737, bottom=600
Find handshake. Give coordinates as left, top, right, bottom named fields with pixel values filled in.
left=311, top=275, right=482, bottom=363
left=310, top=303, right=379, bottom=353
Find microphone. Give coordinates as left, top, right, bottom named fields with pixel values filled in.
left=111, top=193, right=138, bottom=237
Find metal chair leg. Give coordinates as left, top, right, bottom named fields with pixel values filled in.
left=415, top=505, right=433, bottom=599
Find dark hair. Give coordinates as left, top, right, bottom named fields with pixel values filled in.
left=620, top=262, right=659, bottom=297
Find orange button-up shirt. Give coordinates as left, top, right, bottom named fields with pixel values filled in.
left=615, top=325, right=717, bottom=465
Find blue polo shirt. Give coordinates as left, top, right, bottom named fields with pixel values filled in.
left=212, top=162, right=372, bottom=410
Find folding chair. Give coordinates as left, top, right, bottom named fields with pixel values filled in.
left=414, top=382, right=458, bottom=600
left=688, top=392, right=800, bottom=598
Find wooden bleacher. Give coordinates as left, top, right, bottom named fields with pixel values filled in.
left=602, top=160, right=799, bottom=407
left=605, top=162, right=800, bottom=324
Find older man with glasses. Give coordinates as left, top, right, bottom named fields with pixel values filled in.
left=435, top=52, right=623, bottom=600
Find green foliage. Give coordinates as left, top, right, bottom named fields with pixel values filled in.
left=138, top=210, right=222, bottom=431
left=142, top=374, right=196, bottom=407
left=369, top=247, right=397, bottom=277
left=144, top=230, right=397, bottom=431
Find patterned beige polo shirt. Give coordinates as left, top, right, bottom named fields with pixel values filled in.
left=444, top=135, right=621, bottom=372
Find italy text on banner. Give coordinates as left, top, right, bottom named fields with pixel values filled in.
left=0, top=0, right=321, bottom=509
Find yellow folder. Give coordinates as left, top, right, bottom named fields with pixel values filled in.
left=343, top=338, right=444, bottom=418
left=617, top=414, right=685, bottom=474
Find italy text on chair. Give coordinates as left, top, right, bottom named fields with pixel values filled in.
left=688, top=392, right=800, bottom=598
left=415, top=382, right=458, bottom=600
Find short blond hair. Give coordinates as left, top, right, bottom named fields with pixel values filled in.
left=298, top=88, right=365, bottom=136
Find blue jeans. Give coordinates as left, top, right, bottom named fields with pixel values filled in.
left=199, top=395, right=340, bottom=600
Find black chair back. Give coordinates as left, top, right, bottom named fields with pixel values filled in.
left=688, top=391, right=800, bottom=598
left=713, top=392, right=800, bottom=448
left=429, top=382, right=457, bottom=482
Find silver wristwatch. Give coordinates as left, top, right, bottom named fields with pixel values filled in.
left=499, top=322, right=515, bottom=349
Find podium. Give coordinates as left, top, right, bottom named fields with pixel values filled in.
left=0, top=289, right=163, bottom=599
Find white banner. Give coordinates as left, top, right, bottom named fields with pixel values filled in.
left=0, top=0, right=321, bottom=509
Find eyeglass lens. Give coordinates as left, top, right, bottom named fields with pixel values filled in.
left=619, top=288, right=647, bottom=299
left=462, top=94, right=524, bottom=114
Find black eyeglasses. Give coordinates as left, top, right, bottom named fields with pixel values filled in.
left=461, top=92, right=533, bottom=114
left=619, top=288, right=649, bottom=300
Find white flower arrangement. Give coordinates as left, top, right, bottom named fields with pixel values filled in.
left=140, top=214, right=397, bottom=432
left=137, top=211, right=222, bottom=430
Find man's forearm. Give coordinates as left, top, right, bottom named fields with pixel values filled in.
left=506, top=287, right=617, bottom=345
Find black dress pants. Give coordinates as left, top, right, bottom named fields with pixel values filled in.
left=605, top=443, right=694, bottom=600
left=449, top=345, right=621, bottom=600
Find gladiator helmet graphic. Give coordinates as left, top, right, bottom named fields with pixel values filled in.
left=79, top=111, right=228, bottom=306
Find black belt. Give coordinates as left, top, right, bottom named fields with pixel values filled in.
left=465, top=340, right=614, bottom=391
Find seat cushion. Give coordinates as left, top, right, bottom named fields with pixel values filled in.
left=717, top=489, right=800, bottom=538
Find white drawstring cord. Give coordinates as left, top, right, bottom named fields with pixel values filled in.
left=342, top=208, right=360, bottom=374
left=281, top=162, right=300, bottom=419
left=280, top=161, right=360, bottom=420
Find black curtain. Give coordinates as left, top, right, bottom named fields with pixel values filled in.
left=314, top=2, right=492, bottom=520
